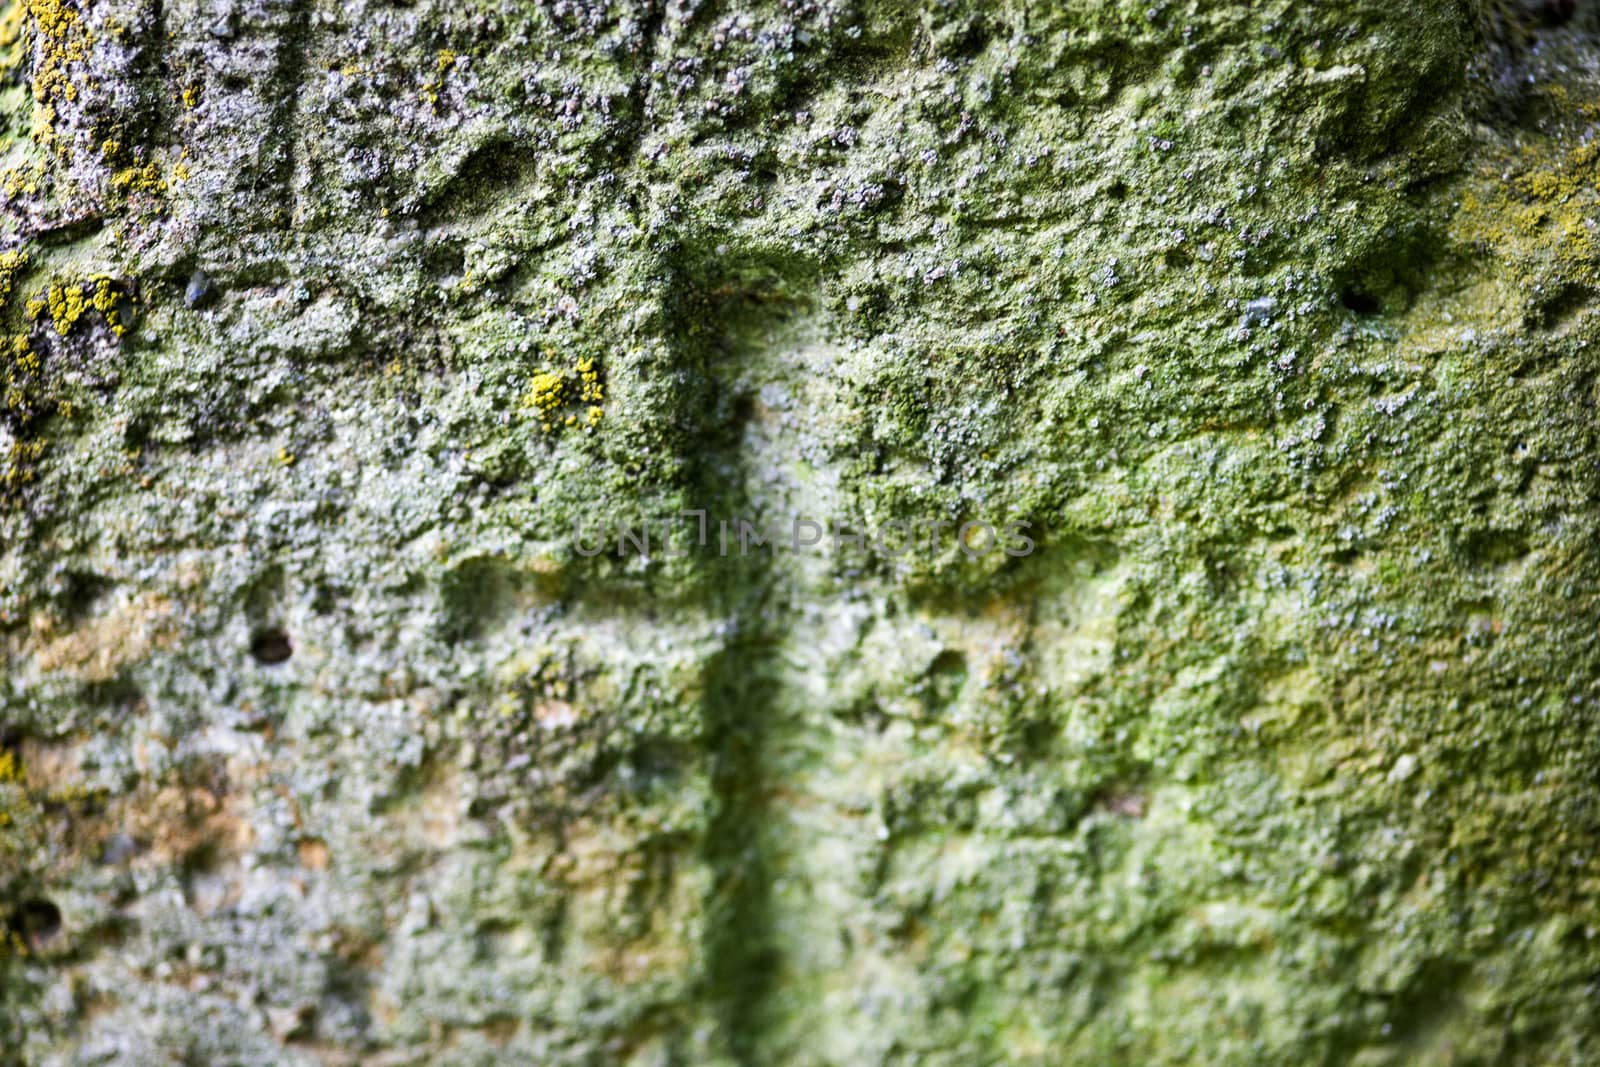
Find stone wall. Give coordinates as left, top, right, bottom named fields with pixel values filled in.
left=2, top=0, right=1599, bottom=1063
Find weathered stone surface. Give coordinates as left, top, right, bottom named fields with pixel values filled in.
left=2, top=0, right=1600, bottom=1063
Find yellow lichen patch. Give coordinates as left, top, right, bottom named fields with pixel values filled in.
left=1, top=436, right=46, bottom=493
left=420, top=49, right=459, bottom=106
left=28, top=275, right=132, bottom=336
left=521, top=369, right=569, bottom=432
left=111, top=160, right=168, bottom=195
left=3, top=333, right=42, bottom=425
left=5, top=331, right=38, bottom=377
left=1449, top=97, right=1600, bottom=301
left=0, top=329, right=48, bottom=492
left=1459, top=169, right=1597, bottom=284
left=22, top=0, right=94, bottom=155
left=26, top=0, right=91, bottom=98
left=28, top=101, right=55, bottom=147
left=164, top=146, right=192, bottom=184
left=0, top=742, right=43, bottom=884
left=0, top=0, right=26, bottom=75
left=1, top=161, right=42, bottom=199
left=1390, top=80, right=1600, bottom=365
left=44, top=280, right=86, bottom=335
left=577, top=355, right=604, bottom=402
left=519, top=356, right=607, bottom=434
left=89, top=276, right=112, bottom=310
left=0, top=249, right=26, bottom=305
left=180, top=83, right=200, bottom=109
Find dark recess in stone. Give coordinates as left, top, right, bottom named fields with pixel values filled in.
left=250, top=628, right=294, bottom=665
left=11, top=899, right=62, bottom=948
left=1342, top=288, right=1382, bottom=315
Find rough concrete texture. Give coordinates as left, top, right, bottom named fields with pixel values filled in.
left=2, top=0, right=1600, bottom=1063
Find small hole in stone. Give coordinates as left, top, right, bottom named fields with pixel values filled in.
left=13, top=898, right=62, bottom=947
left=250, top=628, right=293, bottom=665
left=1342, top=289, right=1381, bottom=316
